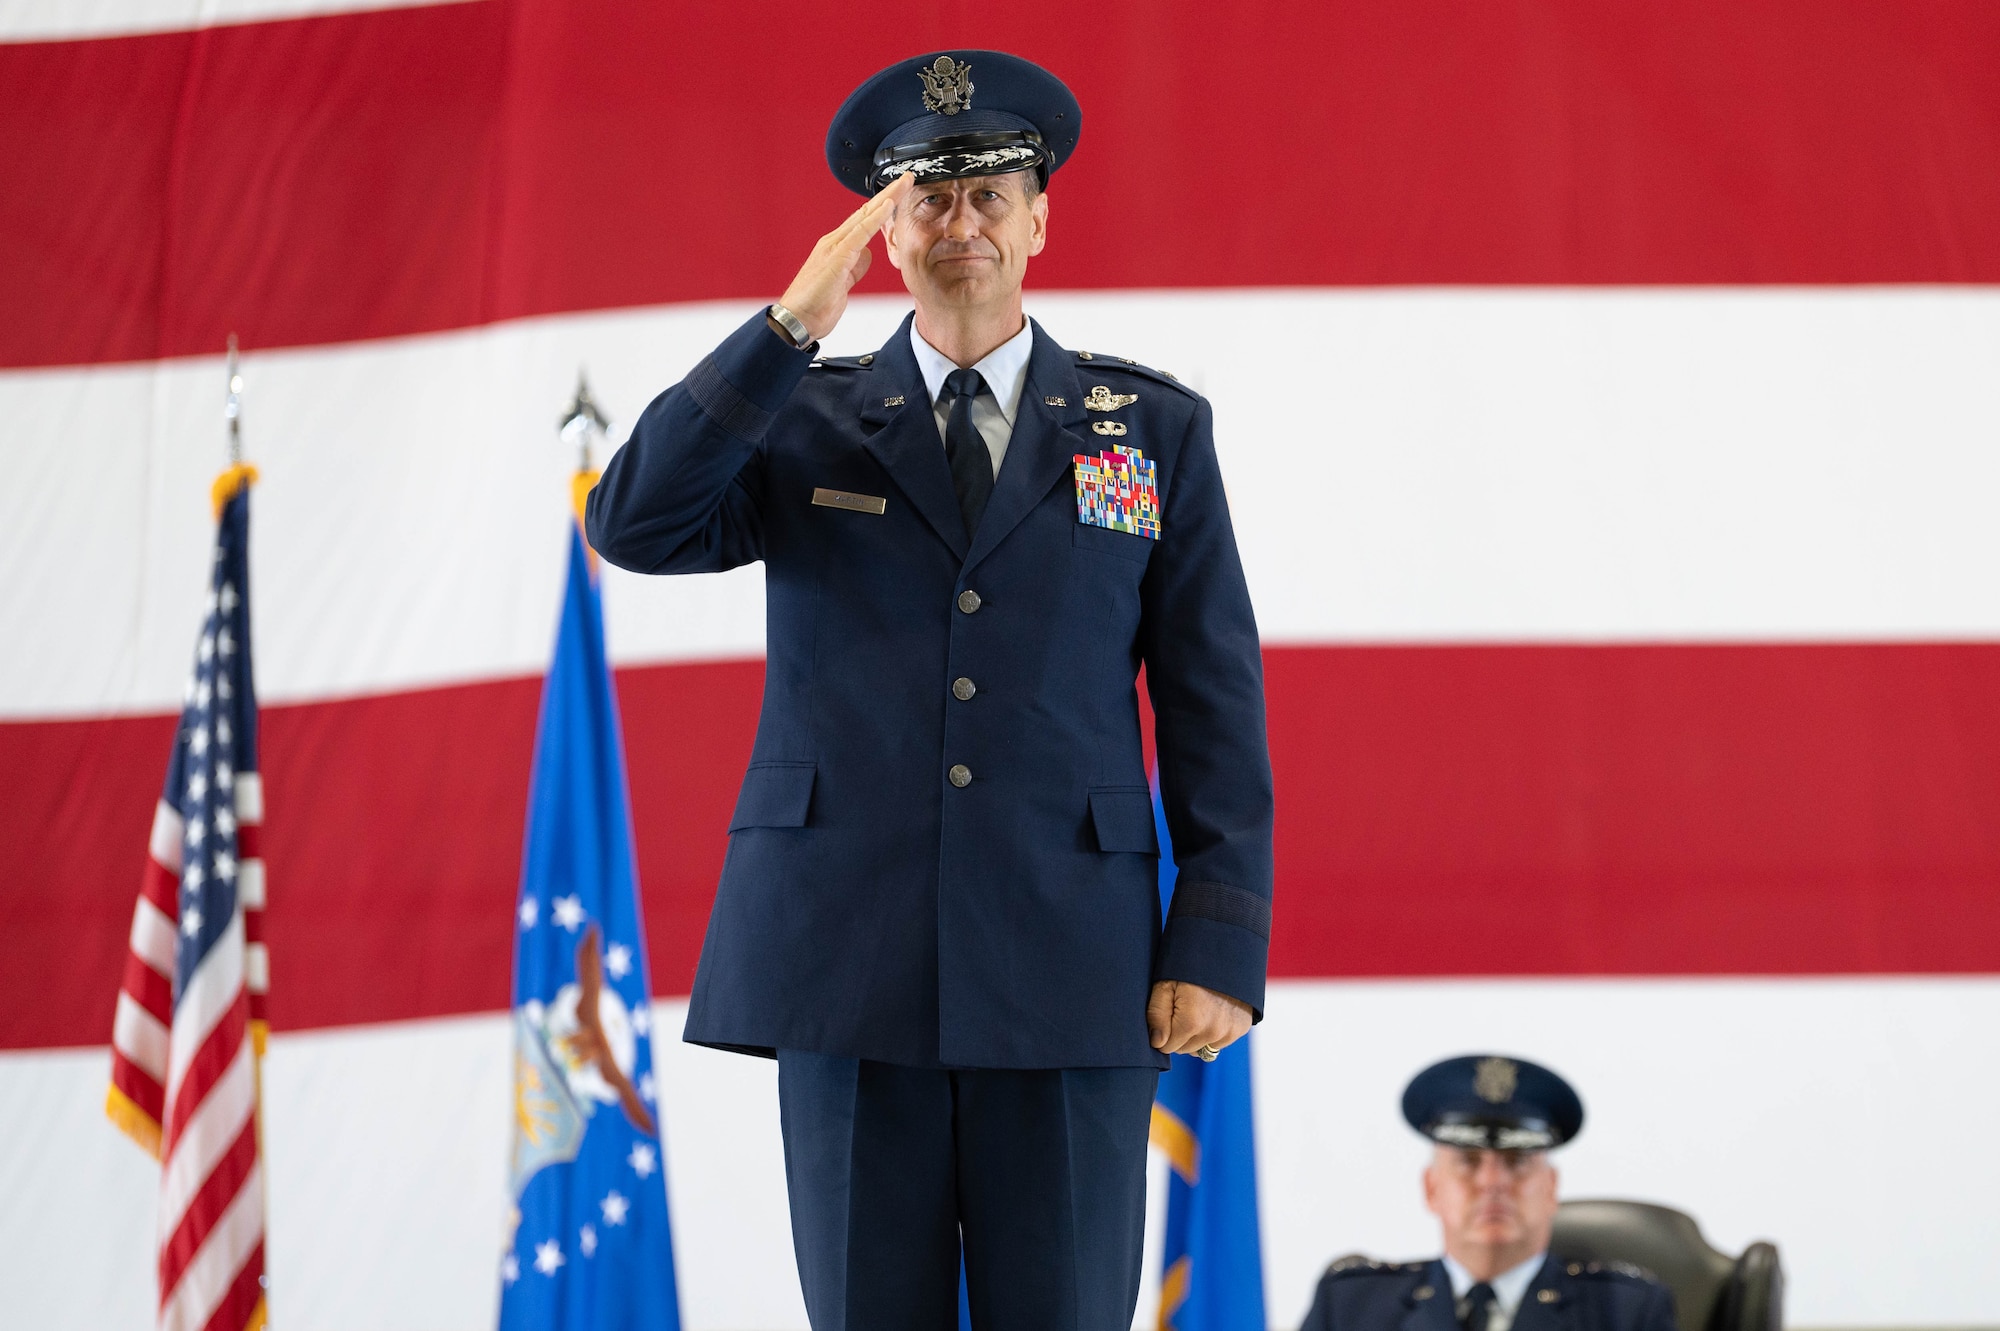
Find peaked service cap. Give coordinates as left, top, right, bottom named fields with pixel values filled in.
left=1402, top=1054, right=1585, bottom=1151
left=826, top=50, right=1081, bottom=196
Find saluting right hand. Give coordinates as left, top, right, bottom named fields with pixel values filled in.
left=776, top=172, right=916, bottom=342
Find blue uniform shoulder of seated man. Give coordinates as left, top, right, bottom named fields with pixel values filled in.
left=1299, top=1256, right=1680, bottom=1331
left=586, top=308, right=1275, bottom=1071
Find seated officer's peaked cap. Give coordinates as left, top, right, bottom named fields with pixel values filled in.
left=826, top=51, right=1082, bottom=196
left=1403, top=1054, right=1586, bottom=1151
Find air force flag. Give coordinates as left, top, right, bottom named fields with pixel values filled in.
left=1150, top=781, right=1266, bottom=1331
left=501, top=514, right=682, bottom=1330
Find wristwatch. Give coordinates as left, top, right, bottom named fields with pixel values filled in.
left=768, top=302, right=816, bottom=352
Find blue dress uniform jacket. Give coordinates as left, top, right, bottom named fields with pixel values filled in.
left=1300, top=1257, right=1679, bottom=1331
left=586, top=310, right=1275, bottom=1070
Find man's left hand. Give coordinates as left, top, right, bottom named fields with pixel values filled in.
left=1147, top=980, right=1252, bottom=1056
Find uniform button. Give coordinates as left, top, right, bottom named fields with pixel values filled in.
left=957, top=589, right=981, bottom=614
left=948, top=764, right=972, bottom=788
left=952, top=677, right=976, bottom=701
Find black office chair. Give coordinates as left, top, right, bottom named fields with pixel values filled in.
left=1551, top=1199, right=1783, bottom=1331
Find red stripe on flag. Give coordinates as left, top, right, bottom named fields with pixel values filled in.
left=1, top=0, right=1997, bottom=367
left=125, top=955, right=174, bottom=1025
left=162, top=996, right=247, bottom=1159
left=141, top=855, right=180, bottom=914
left=111, top=1047, right=167, bottom=1122
left=1263, top=643, right=2000, bottom=977
left=159, top=1113, right=259, bottom=1302
left=12, top=646, right=2000, bottom=1050
left=2, top=711, right=176, bottom=1046
left=200, top=1241, right=265, bottom=1331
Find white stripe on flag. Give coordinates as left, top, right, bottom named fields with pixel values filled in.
left=6, top=290, right=1998, bottom=720
left=163, top=910, right=244, bottom=1112
left=235, top=773, right=263, bottom=825
left=130, top=897, right=178, bottom=978
left=244, top=943, right=268, bottom=995
left=157, top=1035, right=257, bottom=1243
left=0, top=0, right=480, bottom=43
left=149, top=801, right=184, bottom=874
left=237, top=859, right=266, bottom=910
left=158, top=1161, right=263, bottom=1331
left=111, top=991, right=171, bottom=1081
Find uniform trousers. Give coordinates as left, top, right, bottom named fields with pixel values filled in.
left=776, top=1051, right=1159, bottom=1331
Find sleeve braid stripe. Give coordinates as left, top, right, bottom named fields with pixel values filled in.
left=1167, top=879, right=1271, bottom=940
left=687, top=357, right=776, bottom=442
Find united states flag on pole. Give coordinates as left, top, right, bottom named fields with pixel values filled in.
left=106, top=466, right=270, bottom=1331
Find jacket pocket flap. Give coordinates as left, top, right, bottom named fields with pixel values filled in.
left=1089, top=787, right=1159, bottom=855
left=729, top=763, right=816, bottom=831
left=1072, top=518, right=1155, bottom=565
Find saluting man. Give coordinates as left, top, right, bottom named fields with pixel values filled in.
left=586, top=50, right=1274, bottom=1331
left=1302, top=1056, right=1679, bottom=1331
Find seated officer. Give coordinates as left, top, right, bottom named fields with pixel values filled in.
left=1302, top=1055, right=1677, bottom=1331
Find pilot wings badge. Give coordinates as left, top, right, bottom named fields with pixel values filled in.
left=918, top=56, right=974, bottom=115
left=1083, top=385, right=1138, bottom=412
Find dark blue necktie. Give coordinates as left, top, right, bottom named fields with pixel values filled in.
left=1461, top=1282, right=1496, bottom=1331
left=939, top=368, right=994, bottom=540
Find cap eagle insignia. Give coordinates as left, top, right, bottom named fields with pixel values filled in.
left=1474, top=1056, right=1519, bottom=1104
left=918, top=55, right=974, bottom=115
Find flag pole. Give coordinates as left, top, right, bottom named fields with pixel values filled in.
left=559, top=370, right=610, bottom=530
left=212, top=335, right=260, bottom=518
left=225, top=334, right=244, bottom=465
left=501, top=369, right=684, bottom=1328
left=107, top=336, right=272, bottom=1330
left=226, top=338, right=272, bottom=1331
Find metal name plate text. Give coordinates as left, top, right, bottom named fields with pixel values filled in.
left=812, top=487, right=888, bottom=515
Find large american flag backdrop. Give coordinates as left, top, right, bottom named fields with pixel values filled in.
left=1, top=3, right=1996, bottom=1327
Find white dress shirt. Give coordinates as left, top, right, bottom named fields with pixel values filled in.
left=910, top=319, right=1034, bottom=481
left=1442, top=1251, right=1547, bottom=1331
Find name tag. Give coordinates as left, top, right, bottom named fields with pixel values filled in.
left=811, top=487, right=887, bottom=515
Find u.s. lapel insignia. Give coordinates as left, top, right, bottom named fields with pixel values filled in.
left=917, top=56, right=973, bottom=115
left=882, top=396, right=905, bottom=408
left=1073, top=444, right=1161, bottom=540
left=1044, top=395, right=1067, bottom=408
left=1083, top=385, right=1138, bottom=412
left=1092, top=421, right=1127, bottom=436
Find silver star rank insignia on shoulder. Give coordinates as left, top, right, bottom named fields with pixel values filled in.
left=1083, top=385, right=1137, bottom=412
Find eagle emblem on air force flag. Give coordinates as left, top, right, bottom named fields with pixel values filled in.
left=509, top=925, right=658, bottom=1206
